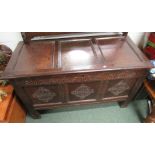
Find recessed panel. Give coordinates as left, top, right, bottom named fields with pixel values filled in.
left=14, top=41, right=55, bottom=72
left=24, top=85, right=61, bottom=105
left=68, top=82, right=100, bottom=101
left=96, top=38, right=143, bottom=68
left=60, top=39, right=102, bottom=70
left=103, top=79, right=136, bottom=98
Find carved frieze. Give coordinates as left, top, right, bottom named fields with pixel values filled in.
left=17, top=70, right=141, bottom=86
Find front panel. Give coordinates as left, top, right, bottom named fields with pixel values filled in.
left=24, top=85, right=63, bottom=106
left=102, top=79, right=136, bottom=99
left=67, top=81, right=100, bottom=102
left=13, top=69, right=144, bottom=110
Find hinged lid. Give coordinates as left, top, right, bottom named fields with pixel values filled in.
left=1, top=32, right=152, bottom=79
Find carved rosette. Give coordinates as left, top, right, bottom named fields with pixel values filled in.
left=108, top=80, right=130, bottom=96
left=71, top=84, right=94, bottom=99
left=32, top=87, right=56, bottom=102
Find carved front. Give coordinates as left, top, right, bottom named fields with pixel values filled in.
left=14, top=69, right=141, bottom=108
left=103, top=79, right=136, bottom=98
left=68, top=82, right=100, bottom=102
left=21, top=75, right=137, bottom=108
left=24, top=85, right=63, bottom=105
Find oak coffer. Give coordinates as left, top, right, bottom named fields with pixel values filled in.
left=1, top=32, right=152, bottom=118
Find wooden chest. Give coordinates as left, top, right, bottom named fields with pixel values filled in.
left=1, top=32, right=152, bottom=118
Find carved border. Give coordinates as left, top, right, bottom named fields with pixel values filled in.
left=14, top=70, right=146, bottom=86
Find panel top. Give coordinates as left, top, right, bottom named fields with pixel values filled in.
left=2, top=35, right=152, bottom=79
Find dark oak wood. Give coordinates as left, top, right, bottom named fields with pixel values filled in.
left=1, top=32, right=152, bottom=119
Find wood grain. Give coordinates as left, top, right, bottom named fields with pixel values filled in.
left=1, top=32, right=152, bottom=119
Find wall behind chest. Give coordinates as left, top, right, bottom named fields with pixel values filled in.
left=0, top=32, right=145, bottom=51
left=0, top=32, right=23, bottom=51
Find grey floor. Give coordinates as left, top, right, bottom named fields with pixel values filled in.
left=26, top=100, right=148, bottom=123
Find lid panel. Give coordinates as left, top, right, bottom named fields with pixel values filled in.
left=14, top=41, right=55, bottom=72
left=2, top=35, right=152, bottom=79
left=60, top=39, right=104, bottom=70
left=95, top=38, right=143, bottom=68
left=111, top=42, right=142, bottom=67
